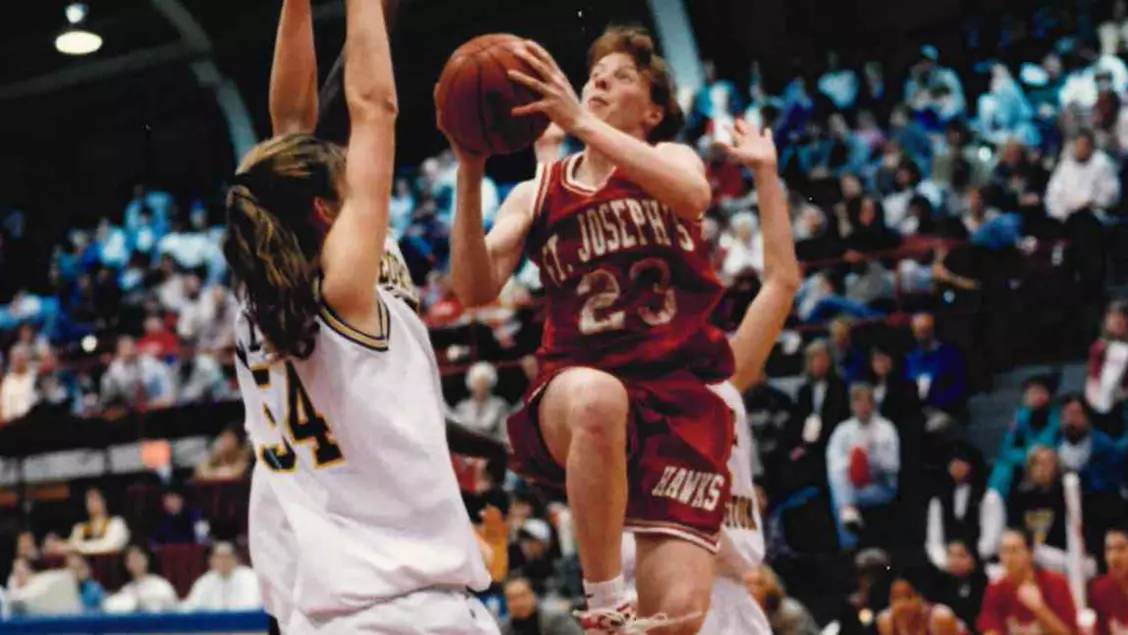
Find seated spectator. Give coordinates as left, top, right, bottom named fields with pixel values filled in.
left=104, top=545, right=178, bottom=614
left=977, top=530, right=1077, bottom=635
left=508, top=519, right=556, bottom=595
left=3, top=558, right=81, bottom=617
left=1045, top=129, right=1120, bottom=221
left=5, top=558, right=31, bottom=593
left=194, top=427, right=251, bottom=481
left=904, top=46, right=966, bottom=126
left=744, top=376, right=795, bottom=490
left=961, top=187, right=1022, bottom=250
left=976, top=65, right=1040, bottom=147
left=1, top=345, right=39, bottom=423
left=138, top=315, right=179, bottom=361
left=181, top=285, right=237, bottom=353
left=989, top=376, right=1061, bottom=499
left=453, top=362, right=510, bottom=443
left=827, top=383, right=901, bottom=549
left=830, top=548, right=895, bottom=635
left=1085, top=300, right=1128, bottom=442
left=67, top=488, right=131, bottom=556
left=746, top=565, right=819, bottom=635
left=721, top=211, right=763, bottom=279
left=787, top=340, right=850, bottom=488
left=14, top=323, right=51, bottom=364
left=877, top=571, right=965, bottom=635
left=905, top=313, right=968, bottom=420
left=94, top=219, right=130, bottom=270
left=842, top=197, right=901, bottom=256
left=34, top=348, right=80, bottom=416
left=927, top=444, right=993, bottom=568
left=1056, top=394, right=1122, bottom=496
left=180, top=542, right=261, bottom=612
left=65, top=553, right=104, bottom=614
left=796, top=272, right=883, bottom=324
left=1007, top=448, right=1070, bottom=572
left=1090, top=526, right=1128, bottom=635
left=828, top=317, right=867, bottom=385
left=150, top=485, right=208, bottom=547
left=14, top=531, right=41, bottom=566
left=173, top=352, right=231, bottom=405
left=100, top=336, right=176, bottom=415
left=935, top=540, right=988, bottom=630
left=501, top=577, right=581, bottom=635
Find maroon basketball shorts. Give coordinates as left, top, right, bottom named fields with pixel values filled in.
left=507, top=367, right=734, bottom=552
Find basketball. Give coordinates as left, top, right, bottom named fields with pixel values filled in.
left=434, top=34, right=551, bottom=155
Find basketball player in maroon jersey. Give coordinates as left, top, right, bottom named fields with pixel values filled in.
left=446, top=27, right=747, bottom=634
left=1090, top=526, right=1128, bottom=635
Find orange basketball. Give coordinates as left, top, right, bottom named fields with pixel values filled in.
left=434, top=34, right=551, bottom=155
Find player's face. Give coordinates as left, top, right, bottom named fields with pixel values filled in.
left=1106, top=531, right=1128, bottom=579
left=889, top=580, right=923, bottom=623
left=999, top=533, right=1032, bottom=577
left=582, top=53, right=661, bottom=139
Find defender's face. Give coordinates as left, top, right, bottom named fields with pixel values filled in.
left=582, top=53, right=660, bottom=139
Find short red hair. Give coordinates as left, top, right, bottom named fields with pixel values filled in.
left=588, top=26, right=683, bottom=143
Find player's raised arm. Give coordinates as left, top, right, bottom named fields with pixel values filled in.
left=319, top=0, right=397, bottom=325
left=508, top=36, right=711, bottom=221
left=721, top=122, right=801, bottom=393
left=270, top=0, right=319, bottom=136
left=443, top=113, right=538, bottom=307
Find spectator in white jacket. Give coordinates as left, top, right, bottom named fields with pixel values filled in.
left=180, top=542, right=261, bottom=613
left=104, top=546, right=178, bottom=614
left=827, top=383, right=901, bottom=550
left=1045, top=129, right=1121, bottom=221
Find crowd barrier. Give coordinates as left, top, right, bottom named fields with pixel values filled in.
left=0, top=610, right=270, bottom=634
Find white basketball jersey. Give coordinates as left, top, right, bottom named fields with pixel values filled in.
left=236, top=243, right=488, bottom=620
left=709, top=382, right=765, bottom=566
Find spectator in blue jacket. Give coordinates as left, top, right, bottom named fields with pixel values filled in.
left=905, top=313, right=968, bottom=417
left=988, top=375, right=1061, bottom=498
left=65, top=553, right=104, bottom=613
left=1056, top=394, right=1122, bottom=496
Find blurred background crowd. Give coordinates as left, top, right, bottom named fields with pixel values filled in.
left=3, top=0, right=1128, bottom=632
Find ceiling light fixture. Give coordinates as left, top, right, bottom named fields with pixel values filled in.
left=56, top=3, right=102, bottom=56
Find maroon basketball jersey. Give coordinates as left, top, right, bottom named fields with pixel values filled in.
left=525, top=154, right=734, bottom=382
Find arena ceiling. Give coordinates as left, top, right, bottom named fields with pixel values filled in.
left=0, top=0, right=1041, bottom=224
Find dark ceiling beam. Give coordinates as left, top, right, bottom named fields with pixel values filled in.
left=0, top=1, right=343, bottom=104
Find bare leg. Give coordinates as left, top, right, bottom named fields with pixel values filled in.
left=539, top=368, right=629, bottom=585
left=635, top=534, right=716, bottom=635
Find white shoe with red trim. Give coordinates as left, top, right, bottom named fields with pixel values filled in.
left=574, top=601, right=702, bottom=635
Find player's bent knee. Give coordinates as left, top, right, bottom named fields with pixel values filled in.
left=548, top=369, right=628, bottom=437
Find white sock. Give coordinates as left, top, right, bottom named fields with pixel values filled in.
left=583, top=574, right=626, bottom=610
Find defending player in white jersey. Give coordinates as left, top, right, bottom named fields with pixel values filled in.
left=621, top=120, right=799, bottom=634
left=225, top=1, right=496, bottom=633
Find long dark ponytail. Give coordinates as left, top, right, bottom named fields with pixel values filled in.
left=223, top=133, right=344, bottom=360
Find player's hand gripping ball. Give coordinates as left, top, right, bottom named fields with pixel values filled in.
left=435, top=34, right=551, bottom=156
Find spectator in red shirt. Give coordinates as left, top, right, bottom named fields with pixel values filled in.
left=978, top=529, right=1077, bottom=635
left=1090, top=526, right=1128, bottom=635
left=137, top=315, right=180, bottom=361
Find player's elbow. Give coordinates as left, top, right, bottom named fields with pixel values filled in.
left=674, top=182, right=712, bottom=221
left=347, top=88, right=399, bottom=122
left=771, top=267, right=803, bottom=296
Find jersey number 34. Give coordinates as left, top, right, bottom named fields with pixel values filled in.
left=255, top=362, right=345, bottom=472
